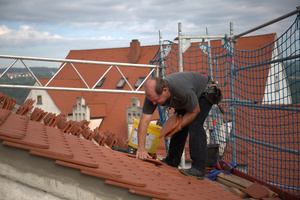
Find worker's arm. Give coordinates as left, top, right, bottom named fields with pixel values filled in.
left=180, top=104, right=200, bottom=129
left=136, top=113, right=153, bottom=160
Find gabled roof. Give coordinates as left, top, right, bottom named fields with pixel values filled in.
left=40, top=34, right=277, bottom=139
left=36, top=42, right=160, bottom=138
left=66, top=43, right=159, bottom=64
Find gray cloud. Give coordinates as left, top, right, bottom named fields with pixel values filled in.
left=0, top=0, right=299, bottom=60
left=1, top=0, right=297, bottom=28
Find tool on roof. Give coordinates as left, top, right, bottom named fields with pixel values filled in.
left=204, top=83, right=225, bottom=115
left=112, top=146, right=136, bottom=154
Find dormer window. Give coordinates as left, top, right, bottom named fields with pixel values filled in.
left=135, top=77, right=146, bottom=88
left=96, top=78, right=105, bottom=87
left=117, top=77, right=128, bottom=89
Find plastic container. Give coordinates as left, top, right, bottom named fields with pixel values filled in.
left=128, top=119, right=162, bottom=153
left=206, top=144, right=220, bottom=167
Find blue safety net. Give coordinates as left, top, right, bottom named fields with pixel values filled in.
left=150, top=14, right=300, bottom=196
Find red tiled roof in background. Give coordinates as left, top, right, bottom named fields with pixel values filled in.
left=164, top=33, right=276, bottom=104
left=40, top=41, right=160, bottom=139
left=31, top=34, right=277, bottom=160
left=42, top=34, right=276, bottom=140
left=89, top=104, right=107, bottom=118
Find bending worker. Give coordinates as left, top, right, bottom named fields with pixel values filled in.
left=136, top=72, right=222, bottom=180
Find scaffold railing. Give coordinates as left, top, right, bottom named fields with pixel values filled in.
left=0, top=55, right=160, bottom=94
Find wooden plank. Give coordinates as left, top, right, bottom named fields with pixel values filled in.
left=230, top=187, right=247, bottom=199
left=217, top=173, right=278, bottom=198
left=232, top=169, right=282, bottom=199
left=216, top=177, right=246, bottom=192
left=217, top=173, right=253, bottom=188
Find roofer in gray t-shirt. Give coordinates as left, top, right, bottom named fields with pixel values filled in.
left=136, top=72, right=213, bottom=180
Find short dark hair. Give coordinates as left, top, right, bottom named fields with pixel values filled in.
left=147, top=77, right=167, bottom=95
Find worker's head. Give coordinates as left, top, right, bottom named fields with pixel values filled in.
left=145, top=77, right=169, bottom=106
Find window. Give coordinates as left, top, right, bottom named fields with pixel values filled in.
left=117, top=77, right=128, bottom=89
left=96, top=78, right=105, bottom=87
left=135, top=77, right=146, bottom=88
left=37, top=95, right=42, bottom=104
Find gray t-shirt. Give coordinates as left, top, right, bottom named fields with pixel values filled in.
left=142, top=72, right=209, bottom=114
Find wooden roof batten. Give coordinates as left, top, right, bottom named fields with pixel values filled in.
left=0, top=55, right=160, bottom=94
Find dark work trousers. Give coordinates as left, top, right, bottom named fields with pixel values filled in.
left=165, top=95, right=212, bottom=173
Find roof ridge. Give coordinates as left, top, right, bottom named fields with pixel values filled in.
left=237, top=32, right=276, bottom=39
left=69, top=43, right=159, bottom=52
left=70, top=46, right=129, bottom=52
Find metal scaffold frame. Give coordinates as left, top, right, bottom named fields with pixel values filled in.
left=156, top=6, right=300, bottom=171
left=0, top=55, right=160, bottom=94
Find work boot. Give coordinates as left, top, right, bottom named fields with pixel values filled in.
left=179, top=167, right=205, bottom=180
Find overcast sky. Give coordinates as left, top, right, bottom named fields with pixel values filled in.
left=0, top=0, right=299, bottom=68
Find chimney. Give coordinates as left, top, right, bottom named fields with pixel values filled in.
left=130, top=39, right=140, bottom=64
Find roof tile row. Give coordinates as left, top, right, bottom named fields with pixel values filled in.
left=0, top=96, right=240, bottom=200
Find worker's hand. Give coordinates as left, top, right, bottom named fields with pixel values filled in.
left=136, top=148, right=151, bottom=160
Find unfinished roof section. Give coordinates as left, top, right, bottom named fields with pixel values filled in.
left=0, top=106, right=240, bottom=200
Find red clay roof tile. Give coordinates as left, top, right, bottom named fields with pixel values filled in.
left=0, top=107, right=240, bottom=200
left=0, top=120, right=49, bottom=149
left=0, top=112, right=28, bottom=139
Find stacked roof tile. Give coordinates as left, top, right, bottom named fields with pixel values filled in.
left=0, top=92, right=18, bottom=111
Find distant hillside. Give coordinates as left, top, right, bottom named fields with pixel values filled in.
left=0, top=67, right=58, bottom=78
left=0, top=67, right=58, bottom=105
